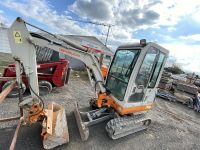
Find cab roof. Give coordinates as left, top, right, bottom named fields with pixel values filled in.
left=118, top=42, right=169, bottom=55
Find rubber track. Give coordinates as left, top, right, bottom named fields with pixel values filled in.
left=106, top=114, right=151, bottom=139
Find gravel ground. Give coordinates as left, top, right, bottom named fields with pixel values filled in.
left=0, top=71, right=200, bottom=150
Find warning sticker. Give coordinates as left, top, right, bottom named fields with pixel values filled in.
left=13, top=31, right=22, bottom=43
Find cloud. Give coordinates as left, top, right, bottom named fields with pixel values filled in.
left=68, top=0, right=166, bottom=48
left=116, top=8, right=160, bottom=28
left=0, top=10, right=10, bottom=26
left=1, top=0, right=93, bottom=35
left=70, top=0, right=161, bottom=30
left=1, top=0, right=133, bottom=50
left=167, top=27, right=176, bottom=32
left=161, top=43, right=200, bottom=73
left=69, top=0, right=113, bottom=21
left=2, top=0, right=200, bottom=38
left=69, top=0, right=200, bottom=30
left=192, top=6, right=200, bottom=23
left=146, top=0, right=200, bottom=28
left=179, top=34, right=200, bottom=42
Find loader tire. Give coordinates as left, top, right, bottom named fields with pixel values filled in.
left=2, top=81, right=26, bottom=98
left=39, top=80, right=52, bottom=96
left=65, top=67, right=71, bottom=84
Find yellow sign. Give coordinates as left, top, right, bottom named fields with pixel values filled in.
left=13, top=31, right=22, bottom=43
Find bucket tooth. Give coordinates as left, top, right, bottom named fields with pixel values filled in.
left=74, top=104, right=89, bottom=141
left=43, top=102, right=69, bottom=149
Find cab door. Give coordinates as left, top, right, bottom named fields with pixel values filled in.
left=105, top=49, right=140, bottom=102
left=128, top=47, right=166, bottom=104
left=145, top=51, right=166, bottom=103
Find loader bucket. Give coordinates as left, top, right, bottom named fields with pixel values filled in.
left=43, top=102, right=69, bottom=149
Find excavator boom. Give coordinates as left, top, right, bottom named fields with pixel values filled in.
left=8, top=17, right=105, bottom=98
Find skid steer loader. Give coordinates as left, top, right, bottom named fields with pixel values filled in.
left=7, top=17, right=169, bottom=149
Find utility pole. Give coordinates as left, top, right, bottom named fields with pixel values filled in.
left=66, top=17, right=112, bottom=46
left=66, top=17, right=112, bottom=67
left=99, top=25, right=111, bottom=67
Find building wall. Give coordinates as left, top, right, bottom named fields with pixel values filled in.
left=0, top=27, right=11, bottom=53
left=59, top=53, right=85, bottom=70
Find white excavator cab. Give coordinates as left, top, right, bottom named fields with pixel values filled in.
left=105, top=40, right=169, bottom=114
left=75, top=40, right=169, bottom=140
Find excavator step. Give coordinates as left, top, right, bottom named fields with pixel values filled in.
left=106, top=114, right=151, bottom=139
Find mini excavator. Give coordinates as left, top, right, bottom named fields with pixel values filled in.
left=8, top=17, right=169, bottom=149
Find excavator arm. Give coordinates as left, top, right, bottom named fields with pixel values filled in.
left=8, top=17, right=105, bottom=100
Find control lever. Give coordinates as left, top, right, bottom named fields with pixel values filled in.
left=132, top=85, right=144, bottom=93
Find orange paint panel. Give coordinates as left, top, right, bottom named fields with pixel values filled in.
left=101, top=65, right=108, bottom=78
left=119, top=104, right=153, bottom=115
left=96, top=93, right=154, bottom=115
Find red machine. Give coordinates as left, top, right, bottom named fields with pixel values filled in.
left=0, top=59, right=70, bottom=97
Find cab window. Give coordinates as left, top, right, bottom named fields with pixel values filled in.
left=149, top=52, right=165, bottom=88
left=135, top=47, right=158, bottom=88
left=106, top=49, right=140, bottom=101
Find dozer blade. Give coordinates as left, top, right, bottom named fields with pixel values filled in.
left=74, top=103, right=89, bottom=141
left=74, top=102, right=114, bottom=141
left=43, top=102, right=69, bottom=149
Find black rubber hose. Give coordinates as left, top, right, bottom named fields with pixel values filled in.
left=95, top=80, right=103, bottom=93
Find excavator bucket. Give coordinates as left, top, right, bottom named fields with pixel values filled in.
left=74, top=103, right=89, bottom=141
left=42, top=102, right=69, bottom=149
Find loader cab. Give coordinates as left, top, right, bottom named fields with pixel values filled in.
left=105, top=40, right=169, bottom=108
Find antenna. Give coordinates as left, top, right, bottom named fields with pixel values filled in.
left=66, top=17, right=113, bottom=46
left=105, top=25, right=111, bottom=46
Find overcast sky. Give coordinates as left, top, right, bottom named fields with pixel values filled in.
left=0, top=0, right=200, bottom=74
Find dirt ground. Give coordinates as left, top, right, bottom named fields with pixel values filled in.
left=0, top=71, right=200, bottom=150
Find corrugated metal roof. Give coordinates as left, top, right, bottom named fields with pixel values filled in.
left=61, top=35, right=113, bottom=56
left=0, top=27, right=11, bottom=53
